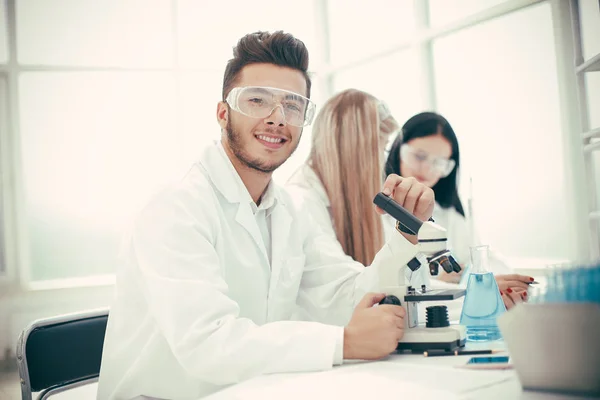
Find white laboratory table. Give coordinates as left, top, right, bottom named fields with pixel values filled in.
left=203, top=339, right=599, bottom=400
left=203, top=292, right=599, bottom=400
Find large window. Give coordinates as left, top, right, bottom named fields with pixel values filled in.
left=588, top=71, right=600, bottom=213
left=7, top=0, right=321, bottom=283
left=589, top=74, right=600, bottom=129
left=428, top=0, right=510, bottom=26
left=0, top=77, right=7, bottom=276
left=325, top=0, right=587, bottom=266
left=19, top=72, right=179, bottom=280
left=431, top=2, right=572, bottom=260
left=0, top=0, right=7, bottom=279
left=331, top=50, right=427, bottom=131
left=580, top=0, right=600, bottom=130
left=0, top=2, right=7, bottom=63
left=176, top=0, right=321, bottom=69
left=579, top=0, right=600, bottom=62
left=1, top=0, right=594, bottom=285
left=326, top=0, right=416, bottom=65
left=17, top=0, right=173, bottom=67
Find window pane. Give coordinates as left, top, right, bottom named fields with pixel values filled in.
left=17, top=0, right=173, bottom=67
left=579, top=0, right=600, bottom=61
left=0, top=78, right=7, bottom=275
left=177, top=0, right=320, bottom=69
left=432, top=3, right=575, bottom=261
left=178, top=71, right=224, bottom=168
left=0, top=1, right=7, bottom=63
left=586, top=73, right=600, bottom=129
left=19, top=72, right=179, bottom=281
left=428, top=0, right=508, bottom=26
left=332, top=50, right=426, bottom=135
left=327, top=0, right=415, bottom=65
left=593, top=144, right=600, bottom=213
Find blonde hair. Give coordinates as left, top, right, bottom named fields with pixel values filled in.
left=309, top=89, right=400, bottom=265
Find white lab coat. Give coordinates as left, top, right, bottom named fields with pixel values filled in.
left=285, top=164, right=511, bottom=285
left=285, top=164, right=430, bottom=288
left=427, top=204, right=512, bottom=275
left=97, top=141, right=416, bottom=400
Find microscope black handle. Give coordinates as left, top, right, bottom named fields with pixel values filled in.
left=373, top=192, right=423, bottom=235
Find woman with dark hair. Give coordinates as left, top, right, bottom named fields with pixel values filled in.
left=385, top=112, right=534, bottom=307
left=386, top=112, right=464, bottom=217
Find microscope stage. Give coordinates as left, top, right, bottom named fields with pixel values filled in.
left=404, top=288, right=466, bottom=302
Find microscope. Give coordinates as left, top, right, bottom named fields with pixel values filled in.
left=373, top=192, right=467, bottom=352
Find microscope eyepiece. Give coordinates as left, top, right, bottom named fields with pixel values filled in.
left=373, top=193, right=422, bottom=235
left=429, top=261, right=440, bottom=276
left=449, top=256, right=462, bottom=273
left=439, top=256, right=454, bottom=274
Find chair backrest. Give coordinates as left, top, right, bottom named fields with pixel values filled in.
left=16, top=308, right=109, bottom=400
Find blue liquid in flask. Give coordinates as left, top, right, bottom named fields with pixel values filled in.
left=459, top=245, right=506, bottom=342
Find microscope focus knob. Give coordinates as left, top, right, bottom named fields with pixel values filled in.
left=379, top=295, right=402, bottom=306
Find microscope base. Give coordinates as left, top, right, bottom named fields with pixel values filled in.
left=396, top=338, right=466, bottom=353
left=396, top=325, right=467, bottom=353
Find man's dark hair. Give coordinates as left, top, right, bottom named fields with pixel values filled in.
left=222, top=31, right=312, bottom=100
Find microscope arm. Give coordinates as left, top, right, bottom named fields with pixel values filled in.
left=371, top=233, right=425, bottom=285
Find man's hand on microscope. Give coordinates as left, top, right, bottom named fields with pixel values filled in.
left=343, top=293, right=405, bottom=360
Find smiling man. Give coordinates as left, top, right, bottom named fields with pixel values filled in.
left=97, top=31, right=435, bottom=400
left=218, top=64, right=314, bottom=203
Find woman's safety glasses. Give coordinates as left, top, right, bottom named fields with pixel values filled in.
left=225, top=86, right=316, bottom=127
left=400, top=144, right=456, bottom=178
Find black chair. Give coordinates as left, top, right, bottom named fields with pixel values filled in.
left=16, top=308, right=109, bottom=400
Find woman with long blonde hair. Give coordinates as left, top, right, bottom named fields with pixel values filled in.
left=286, top=89, right=399, bottom=266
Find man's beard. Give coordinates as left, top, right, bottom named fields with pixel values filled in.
left=225, top=118, right=301, bottom=174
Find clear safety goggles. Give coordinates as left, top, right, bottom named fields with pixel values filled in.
left=377, top=101, right=391, bottom=122
left=225, top=86, right=316, bottom=127
left=400, top=144, right=456, bottom=178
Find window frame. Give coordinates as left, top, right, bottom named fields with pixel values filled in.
left=323, top=0, right=590, bottom=268
left=0, top=0, right=591, bottom=290
left=0, top=75, right=10, bottom=284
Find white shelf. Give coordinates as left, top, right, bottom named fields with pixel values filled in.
left=576, top=53, right=600, bottom=74
left=590, top=211, right=600, bottom=220
left=583, top=127, right=600, bottom=140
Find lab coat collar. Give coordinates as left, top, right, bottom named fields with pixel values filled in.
left=198, top=140, right=291, bottom=277
left=251, top=181, right=278, bottom=218
left=199, top=140, right=285, bottom=210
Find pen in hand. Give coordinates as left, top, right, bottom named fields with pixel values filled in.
left=423, top=349, right=504, bottom=357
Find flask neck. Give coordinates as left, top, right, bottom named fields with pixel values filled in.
left=470, top=245, right=491, bottom=273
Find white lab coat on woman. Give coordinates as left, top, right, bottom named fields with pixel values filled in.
left=97, top=141, right=416, bottom=400
left=426, top=204, right=512, bottom=276
left=284, top=165, right=511, bottom=287
left=285, top=164, right=431, bottom=289
left=284, top=164, right=512, bottom=326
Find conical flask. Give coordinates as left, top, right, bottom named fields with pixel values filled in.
left=459, top=245, right=506, bottom=341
